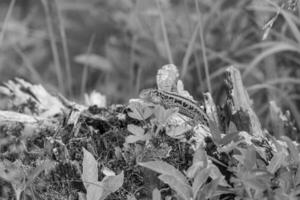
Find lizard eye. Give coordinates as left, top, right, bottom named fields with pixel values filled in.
left=139, top=89, right=150, bottom=98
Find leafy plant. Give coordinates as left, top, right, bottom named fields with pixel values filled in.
left=82, top=148, right=124, bottom=200
left=138, top=147, right=230, bottom=200
left=126, top=124, right=151, bottom=143
left=0, top=159, right=55, bottom=200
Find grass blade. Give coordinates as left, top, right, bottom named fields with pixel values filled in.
left=12, top=45, right=43, bottom=84
left=181, top=20, right=201, bottom=79
left=0, top=0, right=16, bottom=46
left=195, top=0, right=211, bottom=93
left=80, top=34, right=96, bottom=96
left=41, top=0, right=64, bottom=94
left=155, top=0, right=173, bottom=64
left=265, top=0, right=300, bottom=43
left=247, top=84, right=300, bottom=130
left=243, top=42, right=300, bottom=78
left=54, top=0, right=73, bottom=97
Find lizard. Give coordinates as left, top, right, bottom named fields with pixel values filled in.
left=139, top=88, right=210, bottom=127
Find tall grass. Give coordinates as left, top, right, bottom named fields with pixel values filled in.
left=0, top=0, right=16, bottom=46
left=41, top=0, right=64, bottom=94
left=195, top=0, right=211, bottom=94
left=12, top=45, right=43, bottom=84
left=80, top=34, right=96, bottom=96
left=155, top=0, right=173, bottom=64
left=54, top=0, right=73, bottom=97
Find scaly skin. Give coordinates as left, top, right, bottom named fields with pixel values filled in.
left=139, top=88, right=209, bottom=126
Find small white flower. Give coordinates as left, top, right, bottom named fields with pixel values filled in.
left=84, top=90, right=107, bottom=107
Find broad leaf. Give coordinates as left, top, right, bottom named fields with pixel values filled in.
left=0, top=160, right=24, bottom=187
left=0, top=160, right=25, bottom=200
left=209, top=164, right=229, bottom=187
left=127, top=124, right=145, bottom=136
left=203, top=178, right=221, bottom=199
left=82, top=148, right=98, bottom=188
left=126, top=124, right=149, bottom=143
left=232, top=168, right=271, bottom=197
left=192, top=168, right=210, bottom=199
left=127, top=102, right=153, bottom=120
left=152, top=188, right=161, bottom=200
left=138, top=161, right=188, bottom=184
left=166, top=124, right=190, bottom=139
left=153, top=105, right=178, bottom=125
left=125, top=135, right=147, bottom=143
left=233, top=147, right=256, bottom=170
left=219, top=131, right=240, bottom=146
left=87, top=182, right=104, bottom=200
left=159, top=174, right=192, bottom=200
left=192, top=147, right=208, bottom=168
left=281, top=136, right=300, bottom=163
left=187, top=148, right=208, bottom=178
left=86, top=171, right=124, bottom=200
left=267, top=151, right=287, bottom=174
left=100, top=171, right=124, bottom=200
left=127, top=194, right=137, bottom=200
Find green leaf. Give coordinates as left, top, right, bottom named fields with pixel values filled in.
left=152, top=188, right=161, bottom=200
left=125, top=124, right=151, bottom=143
left=100, top=171, right=124, bottom=200
left=159, top=174, right=192, bottom=200
left=127, top=110, right=144, bottom=121
left=277, top=169, right=293, bottom=193
left=186, top=148, right=208, bottom=178
left=0, top=160, right=25, bottom=200
left=166, top=124, right=190, bottom=139
left=127, top=194, right=137, bottom=200
left=203, top=178, right=221, bottom=199
left=125, top=135, right=146, bottom=143
left=209, top=164, right=229, bottom=187
left=295, top=164, right=300, bottom=186
left=86, top=171, right=124, bottom=200
left=25, top=159, right=55, bottom=187
left=153, top=105, right=178, bottom=125
left=219, top=131, right=240, bottom=146
left=233, top=147, right=256, bottom=170
left=127, top=102, right=153, bottom=120
left=86, top=181, right=104, bottom=200
left=281, top=136, right=300, bottom=163
left=267, top=151, right=287, bottom=174
left=127, top=124, right=145, bottom=136
left=233, top=168, right=271, bottom=198
left=0, top=160, right=24, bottom=186
left=82, top=148, right=98, bottom=189
left=138, top=161, right=188, bottom=184
left=192, top=168, right=210, bottom=199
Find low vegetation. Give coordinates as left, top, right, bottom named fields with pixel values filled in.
left=0, top=0, right=299, bottom=200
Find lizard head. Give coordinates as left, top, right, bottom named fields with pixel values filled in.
left=139, top=89, right=161, bottom=103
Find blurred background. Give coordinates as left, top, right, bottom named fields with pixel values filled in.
left=0, top=0, right=299, bottom=129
